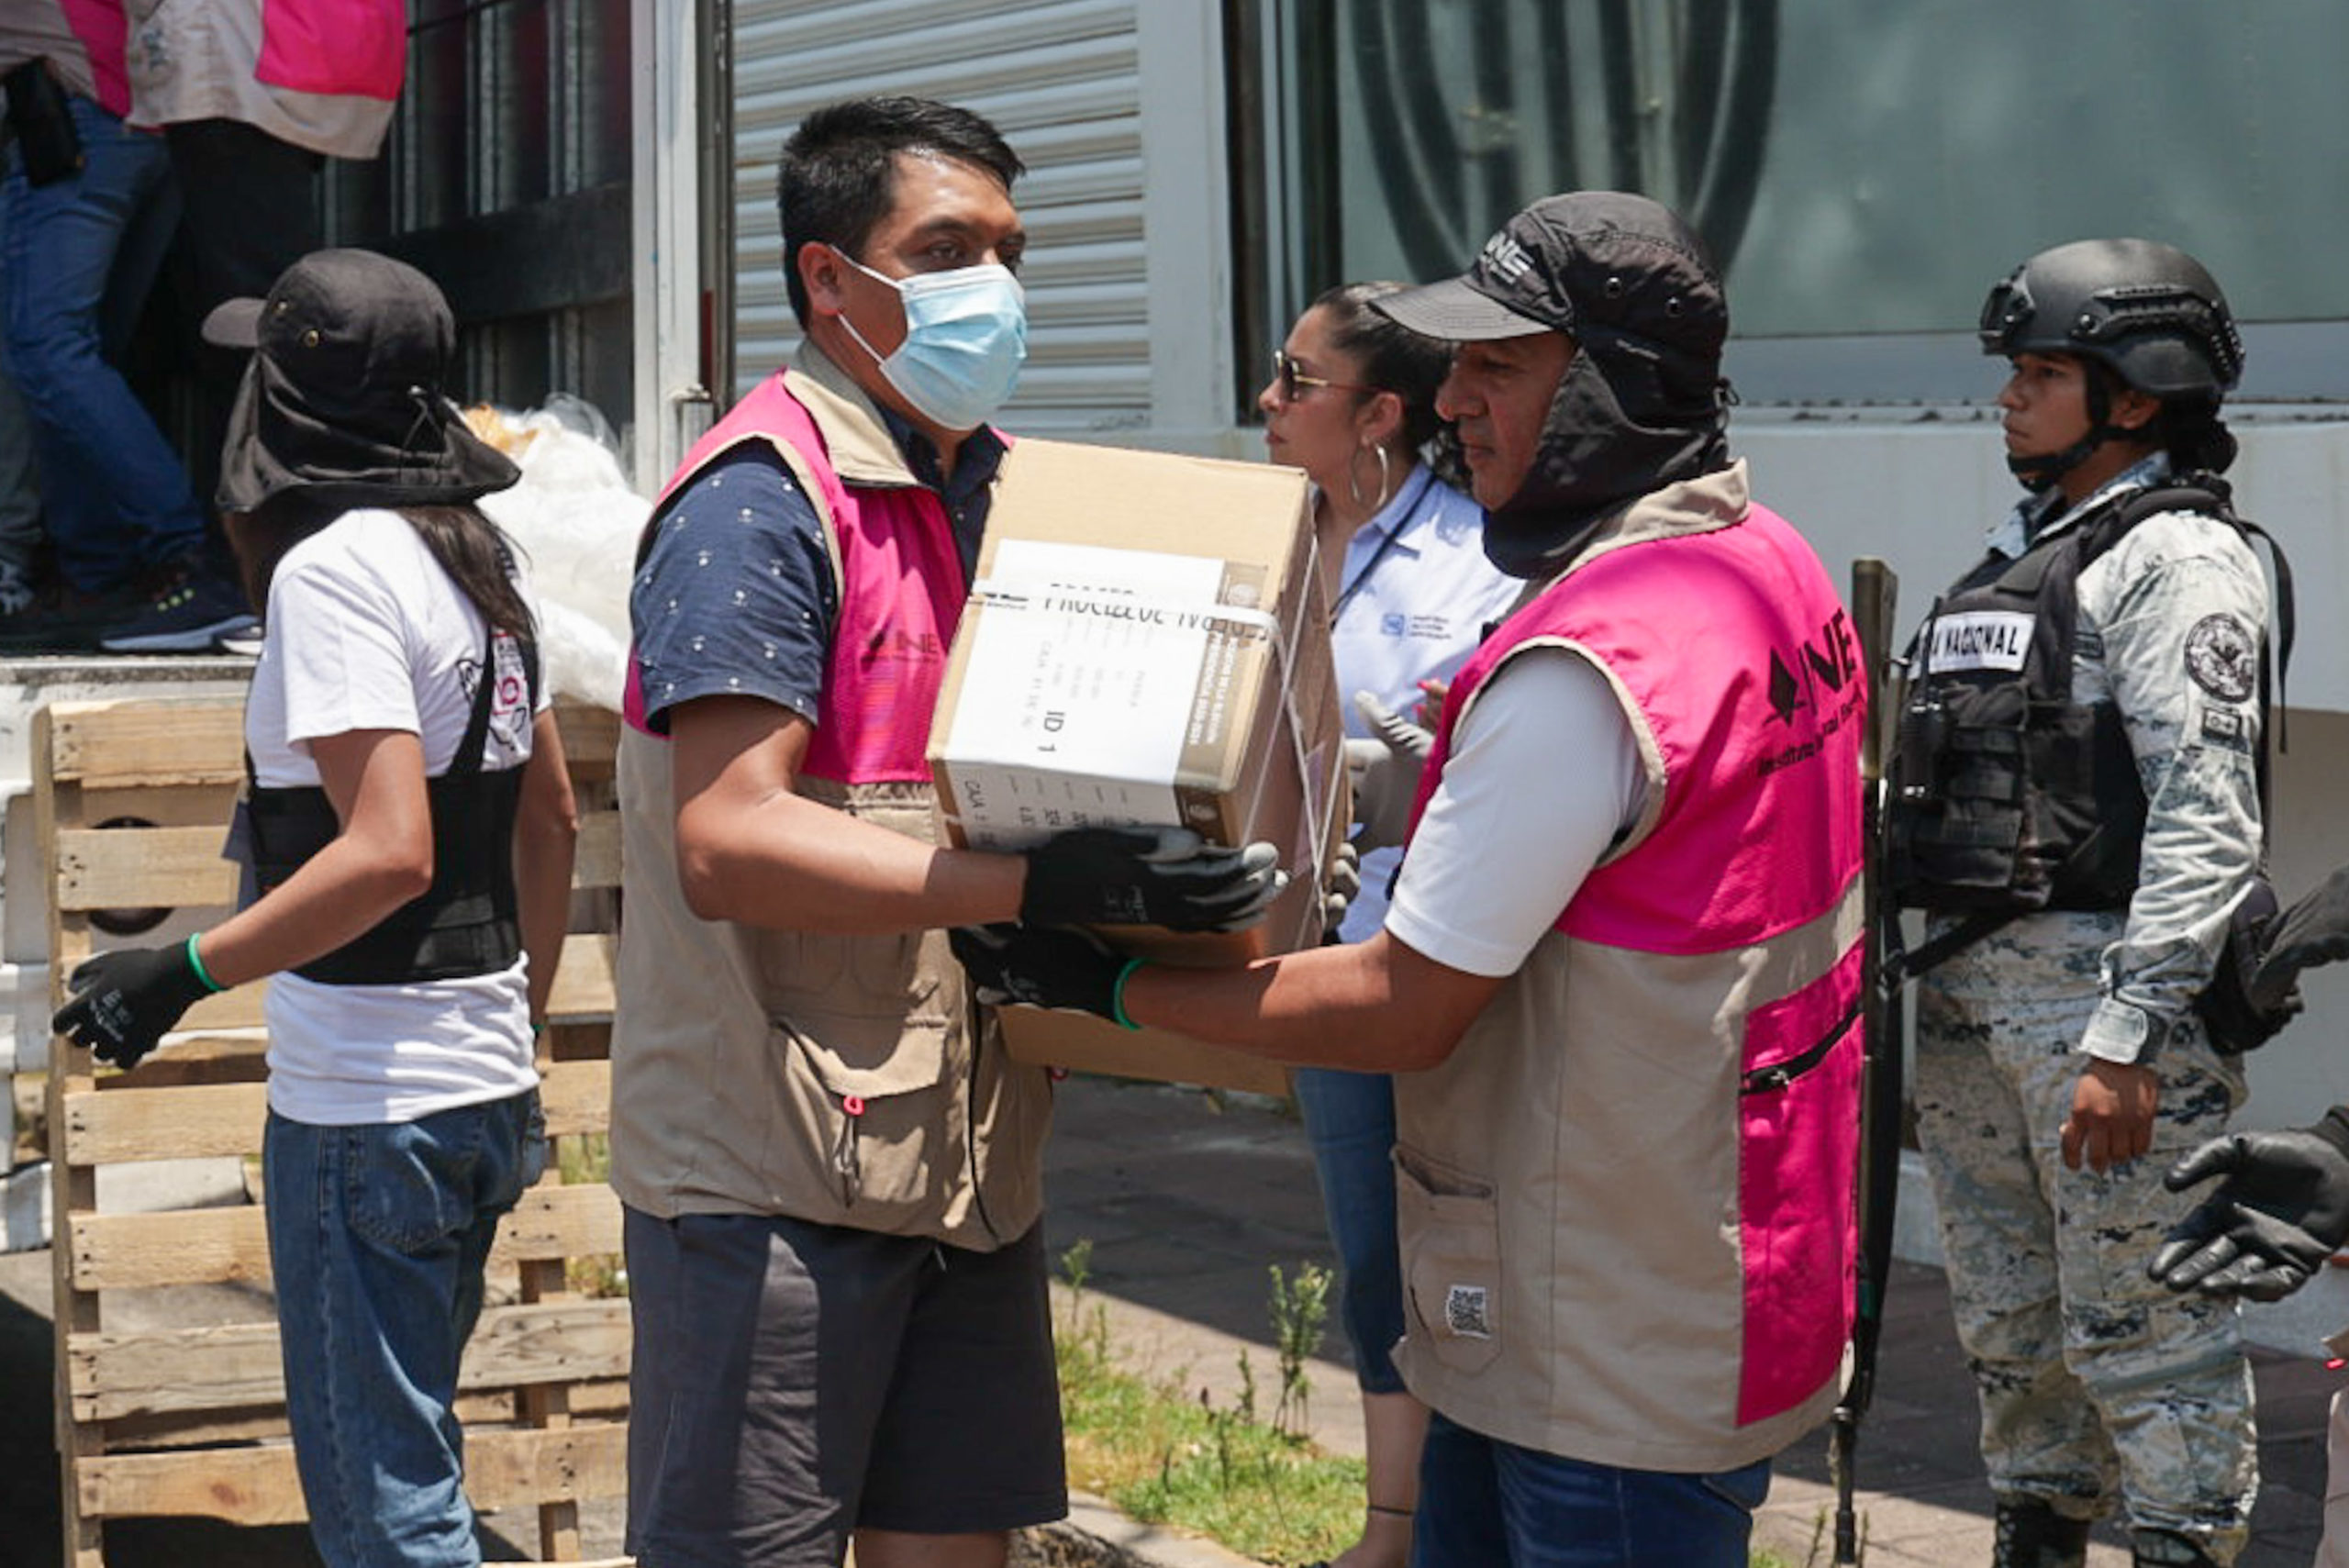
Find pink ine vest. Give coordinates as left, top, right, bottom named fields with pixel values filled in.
left=624, top=370, right=970, bottom=786
left=1408, top=497, right=1865, bottom=1440
left=1438, top=503, right=1866, bottom=951
left=57, top=0, right=130, bottom=115
left=253, top=0, right=406, bottom=102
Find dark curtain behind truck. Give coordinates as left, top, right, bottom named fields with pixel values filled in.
left=327, top=0, right=636, bottom=446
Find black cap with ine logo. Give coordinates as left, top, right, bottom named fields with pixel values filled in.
left=1375, top=190, right=1728, bottom=373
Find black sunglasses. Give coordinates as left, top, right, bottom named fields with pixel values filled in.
left=1271, top=348, right=1375, bottom=404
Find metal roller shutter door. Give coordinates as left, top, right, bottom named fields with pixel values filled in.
left=728, top=0, right=1162, bottom=436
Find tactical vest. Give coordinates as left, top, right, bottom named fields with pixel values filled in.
left=248, top=625, right=539, bottom=985
left=1888, top=483, right=2246, bottom=917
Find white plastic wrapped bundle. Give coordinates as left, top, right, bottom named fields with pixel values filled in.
left=465, top=395, right=643, bottom=712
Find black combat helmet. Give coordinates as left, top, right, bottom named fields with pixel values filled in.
left=1978, top=238, right=2243, bottom=403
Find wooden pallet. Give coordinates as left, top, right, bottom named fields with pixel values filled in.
left=37, top=695, right=630, bottom=1567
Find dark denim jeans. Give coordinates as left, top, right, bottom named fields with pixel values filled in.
left=0, top=94, right=204, bottom=593
left=0, top=351, right=39, bottom=605
left=1414, top=1412, right=1773, bottom=1568
left=264, top=1092, right=546, bottom=1568
left=1293, top=1064, right=1408, bottom=1394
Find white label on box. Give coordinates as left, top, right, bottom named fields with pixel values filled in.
left=986, top=539, right=1229, bottom=602
left=942, top=542, right=1250, bottom=850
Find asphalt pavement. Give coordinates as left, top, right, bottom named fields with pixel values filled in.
left=1041, top=1074, right=2334, bottom=1567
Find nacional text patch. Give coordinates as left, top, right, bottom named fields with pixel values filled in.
left=1925, top=610, right=2033, bottom=673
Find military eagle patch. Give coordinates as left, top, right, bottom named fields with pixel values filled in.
left=2183, top=614, right=2257, bottom=703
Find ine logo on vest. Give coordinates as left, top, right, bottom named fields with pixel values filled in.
left=1758, top=607, right=1865, bottom=778
left=1765, top=606, right=1864, bottom=727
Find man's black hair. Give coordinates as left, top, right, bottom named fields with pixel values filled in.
left=776, top=95, right=1025, bottom=328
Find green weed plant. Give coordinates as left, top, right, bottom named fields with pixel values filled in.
left=1052, top=1241, right=1819, bottom=1567
left=1054, top=1243, right=1363, bottom=1563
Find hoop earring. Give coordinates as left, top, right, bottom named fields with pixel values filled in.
left=1347, top=443, right=1394, bottom=514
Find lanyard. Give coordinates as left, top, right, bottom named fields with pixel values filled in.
left=1330, top=466, right=1437, bottom=624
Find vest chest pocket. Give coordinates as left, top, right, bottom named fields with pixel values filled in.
left=771, top=1016, right=957, bottom=1222
left=760, top=928, right=963, bottom=1226
left=757, top=928, right=947, bottom=1028
left=1394, top=1144, right=1502, bottom=1376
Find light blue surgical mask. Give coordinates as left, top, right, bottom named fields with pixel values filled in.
left=834, top=250, right=1028, bottom=431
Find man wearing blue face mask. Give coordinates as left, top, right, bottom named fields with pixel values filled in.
left=611, top=95, right=1282, bottom=1568
left=826, top=247, right=1029, bottom=431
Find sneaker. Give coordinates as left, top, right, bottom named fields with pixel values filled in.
left=0, top=579, right=151, bottom=654
left=97, top=567, right=259, bottom=654
left=217, top=621, right=265, bottom=658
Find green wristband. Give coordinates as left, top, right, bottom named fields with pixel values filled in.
left=1110, top=958, right=1147, bottom=1032
left=185, top=932, right=226, bottom=995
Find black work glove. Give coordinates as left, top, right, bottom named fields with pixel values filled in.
left=2250, top=862, right=2349, bottom=1012
left=952, top=923, right=1132, bottom=1025
left=2149, top=1108, right=2349, bottom=1302
left=52, top=942, right=216, bottom=1069
left=1020, top=826, right=1285, bottom=933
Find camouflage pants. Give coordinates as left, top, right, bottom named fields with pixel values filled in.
left=2321, top=1384, right=2349, bottom=1568
left=1912, top=912, right=2255, bottom=1560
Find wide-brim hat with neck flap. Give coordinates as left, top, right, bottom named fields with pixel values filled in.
left=206, top=248, right=519, bottom=515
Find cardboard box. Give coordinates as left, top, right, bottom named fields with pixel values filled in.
left=929, top=438, right=1347, bottom=1095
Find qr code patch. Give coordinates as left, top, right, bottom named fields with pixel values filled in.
left=1444, top=1284, right=1492, bottom=1339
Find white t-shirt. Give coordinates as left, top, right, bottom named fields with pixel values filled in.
left=246, top=508, right=544, bottom=1126
left=1384, top=647, right=1647, bottom=977
left=1330, top=466, right=1525, bottom=943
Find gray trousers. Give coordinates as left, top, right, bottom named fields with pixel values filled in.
left=2321, top=1385, right=2349, bottom=1568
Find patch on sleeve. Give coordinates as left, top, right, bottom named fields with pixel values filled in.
left=2199, top=705, right=2250, bottom=751
left=1443, top=1284, right=1493, bottom=1340
left=2183, top=614, right=2257, bottom=703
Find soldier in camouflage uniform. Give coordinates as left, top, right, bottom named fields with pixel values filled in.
left=1899, top=241, right=2269, bottom=1568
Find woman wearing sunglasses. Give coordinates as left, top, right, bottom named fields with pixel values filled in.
left=1259, top=283, right=1520, bottom=1568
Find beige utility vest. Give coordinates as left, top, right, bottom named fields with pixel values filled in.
left=607, top=358, right=1051, bottom=1248
left=1393, top=904, right=1861, bottom=1473
left=1394, top=469, right=1867, bottom=1471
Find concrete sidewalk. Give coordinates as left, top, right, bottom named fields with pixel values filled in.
left=1043, top=1073, right=2335, bottom=1567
